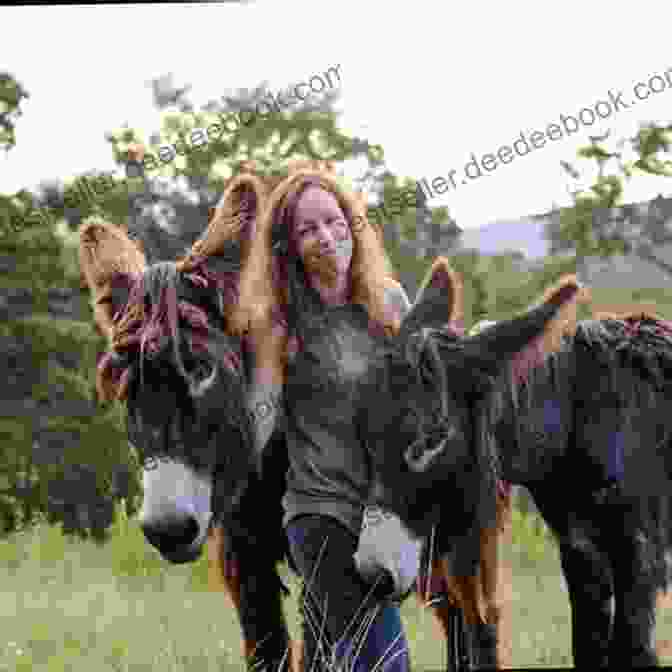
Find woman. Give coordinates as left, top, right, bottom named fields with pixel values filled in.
left=232, top=162, right=421, bottom=671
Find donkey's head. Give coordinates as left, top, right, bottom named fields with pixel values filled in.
left=118, top=262, right=254, bottom=563
left=80, top=170, right=269, bottom=564
left=364, top=257, right=586, bottom=540
left=129, top=172, right=269, bottom=564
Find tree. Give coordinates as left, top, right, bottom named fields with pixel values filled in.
left=0, top=71, right=139, bottom=539
left=463, top=251, right=488, bottom=324
left=0, top=72, right=29, bottom=153
left=551, top=124, right=672, bottom=277
left=449, top=250, right=489, bottom=329
left=97, top=72, right=393, bottom=259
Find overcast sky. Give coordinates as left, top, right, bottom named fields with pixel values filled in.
left=1, top=1, right=671, bottom=230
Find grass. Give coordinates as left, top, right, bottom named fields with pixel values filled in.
left=1, top=503, right=672, bottom=670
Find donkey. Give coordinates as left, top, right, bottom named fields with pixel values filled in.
left=364, top=257, right=672, bottom=668
left=412, top=319, right=514, bottom=671
left=79, top=166, right=298, bottom=672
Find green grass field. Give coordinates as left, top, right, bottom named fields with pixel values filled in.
left=2, top=504, right=672, bottom=671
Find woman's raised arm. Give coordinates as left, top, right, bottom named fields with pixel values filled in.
left=244, top=317, right=287, bottom=464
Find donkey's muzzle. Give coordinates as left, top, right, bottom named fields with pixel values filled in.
left=141, top=515, right=200, bottom=563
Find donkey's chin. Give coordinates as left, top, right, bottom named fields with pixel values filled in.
left=161, top=545, right=203, bottom=564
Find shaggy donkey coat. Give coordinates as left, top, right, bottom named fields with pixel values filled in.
left=366, top=259, right=672, bottom=668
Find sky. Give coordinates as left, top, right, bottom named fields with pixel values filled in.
left=1, top=1, right=672, bottom=231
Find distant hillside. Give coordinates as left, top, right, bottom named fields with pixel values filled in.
left=459, top=217, right=548, bottom=259
left=458, top=202, right=672, bottom=294
left=580, top=245, right=672, bottom=289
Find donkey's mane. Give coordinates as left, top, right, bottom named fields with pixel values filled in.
left=118, top=260, right=254, bottom=471
left=178, top=236, right=244, bottom=317
left=501, top=313, right=672, bottom=416
left=97, top=259, right=244, bottom=403
left=503, top=275, right=586, bottom=386
left=573, top=315, right=672, bottom=391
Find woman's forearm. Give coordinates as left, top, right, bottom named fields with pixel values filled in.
left=246, top=377, right=284, bottom=458
left=245, top=320, right=287, bottom=459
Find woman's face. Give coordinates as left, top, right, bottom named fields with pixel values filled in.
left=292, top=185, right=353, bottom=282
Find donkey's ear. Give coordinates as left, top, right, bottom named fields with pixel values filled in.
left=181, top=173, right=269, bottom=266
left=399, top=257, right=463, bottom=339
left=79, top=219, right=146, bottom=338
left=464, top=275, right=586, bottom=378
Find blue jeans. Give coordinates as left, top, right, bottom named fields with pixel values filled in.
left=286, top=514, right=410, bottom=672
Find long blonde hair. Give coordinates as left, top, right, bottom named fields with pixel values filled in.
left=232, top=163, right=399, bottom=340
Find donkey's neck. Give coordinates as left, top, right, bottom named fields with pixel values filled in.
left=497, top=347, right=574, bottom=486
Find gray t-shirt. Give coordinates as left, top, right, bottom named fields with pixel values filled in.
left=282, top=282, right=411, bottom=535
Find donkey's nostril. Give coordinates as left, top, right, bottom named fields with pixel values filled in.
left=374, top=569, right=396, bottom=598
left=141, top=515, right=199, bottom=556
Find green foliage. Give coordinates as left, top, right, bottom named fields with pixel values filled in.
left=633, top=123, right=672, bottom=177
left=448, top=251, right=488, bottom=328
left=105, top=74, right=381, bottom=202
left=0, top=311, right=137, bottom=536
left=0, top=72, right=30, bottom=153
left=0, top=222, right=69, bottom=314
left=554, top=124, right=672, bottom=271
